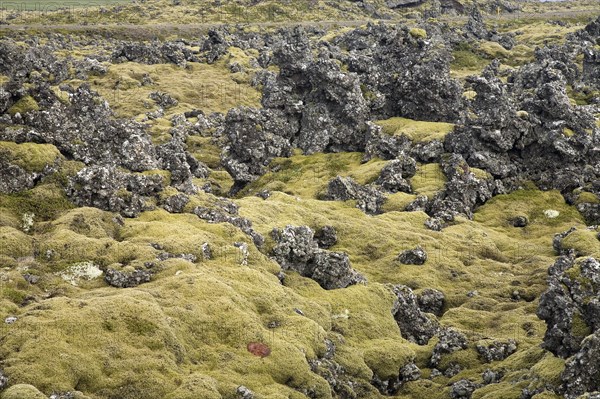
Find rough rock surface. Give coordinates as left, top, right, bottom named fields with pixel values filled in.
left=392, top=285, right=439, bottom=345
left=325, top=176, right=385, bottom=215
left=417, top=288, right=445, bottom=316
left=561, top=331, right=600, bottom=399
left=271, top=225, right=366, bottom=290
left=66, top=166, right=164, bottom=218
left=476, top=339, right=517, bottom=362
left=430, top=328, right=468, bottom=368
left=104, top=268, right=152, bottom=288
left=398, top=246, right=428, bottom=265
left=538, top=255, right=600, bottom=358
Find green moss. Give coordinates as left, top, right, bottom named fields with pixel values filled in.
left=0, top=184, right=75, bottom=222
left=560, top=229, right=600, bottom=257
left=164, top=374, right=221, bottom=399
left=571, top=311, right=592, bottom=338
left=0, top=142, right=62, bottom=173
left=409, top=28, right=427, bottom=39
left=240, top=152, right=386, bottom=199
left=375, top=118, right=455, bottom=143
left=8, top=96, right=39, bottom=116
left=1, top=384, right=47, bottom=399
left=530, top=352, right=565, bottom=386
left=563, top=127, right=575, bottom=137
left=363, top=339, right=415, bottom=380
left=411, top=163, right=446, bottom=198
left=0, top=226, right=34, bottom=258
left=575, top=191, right=600, bottom=204
left=186, top=136, right=222, bottom=169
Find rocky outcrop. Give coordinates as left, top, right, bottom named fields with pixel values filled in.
left=445, top=53, right=599, bottom=199
left=112, top=41, right=198, bottom=67
left=2, top=85, right=159, bottom=172
left=66, top=166, right=164, bottom=218
left=476, top=339, right=517, bottom=362
left=333, top=22, right=464, bottom=122
left=324, top=176, right=386, bottom=215
left=104, top=268, right=152, bottom=288
left=376, top=157, right=416, bottom=194
left=398, top=246, right=428, bottom=265
left=561, top=331, right=600, bottom=399
left=430, top=328, right=468, bottom=368
left=538, top=255, right=600, bottom=358
left=0, top=158, right=36, bottom=194
left=426, top=154, right=495, bottom=220
left=392, top=285, right=439, bottom=345
left=193, top=205, right=264, bottom=247
left=417, top=288, right=445, bottom=316
left=271, top=225, right=366, bottom=290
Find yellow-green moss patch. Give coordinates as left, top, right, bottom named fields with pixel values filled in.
left=376, top=117, right=455, bottom=143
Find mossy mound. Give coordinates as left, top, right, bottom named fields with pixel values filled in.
left=1, top=384, right=47, bottom=399
left=375, top=117, right=455, bottom=143
left=7, top=96, right=39, bottom=116
left=0, top=142, right=62, bottom=173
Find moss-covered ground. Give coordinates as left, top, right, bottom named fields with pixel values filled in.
left=1, top=3, right=600, bottom=398
left=0, top=144, right=592, bottom=397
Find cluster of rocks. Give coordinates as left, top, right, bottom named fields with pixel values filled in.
left=538, top=255, right=600, bottom=398
left=112, top=41, right=199, bottom=67
left=193, top=203, right=264, bottom=247
left=270, top=225, right=365, bottom=290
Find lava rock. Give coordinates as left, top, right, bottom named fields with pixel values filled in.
left=512, top=216, right=529, bottom=227
left=398, top=246, right=428, bottom=265
left=392, top=285, right=439, bottom=345
left=325, top=176, right=385, bottom=215
left=538, top=255, right=600, bottom=358
left=375, top=157, right=416, bottom=193
left=417, top=288, right=445, bottom=316
left=561, top=331, right=600, bottom=399
left=66, top=165, right=164, bottom=217
left=476, top=339, right=517, bottom=362
left=314, top=225, right=338, bottom=249
left=104, top=268, right=152, bottom=288
left=162, top=193, right=189, bottom=214
left=430, top=328, right=468, bottom=368
left=271, top=225, right=366, bottom=290
left=450, top=379, right=481, bottom=399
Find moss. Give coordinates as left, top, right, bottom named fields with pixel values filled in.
left=8, top=95, right=39, bottom=116
left=473, top=382, right=529, bottom=399
left=411, top=163, right=446, bottom=198
left=85, top=61, right=261, bottom=119
left=530, top=352, right=565, bottom=386
left=1, top=384, right=47, bottom=399
left=0, top=142, right=62, bottom=173
left=0, top=226, right=34, bottom=258
left=409, top=28, right=427, bottom=39
left=186, top=135, right=222, bottom=169
left=571, top=311, right=592, bottom=338
left=363, top=339, right=415, bottom=380
left=375, top=117, right=455, bottom=143
left=164, top=374, right=221, bottom=399
left=381, top=192, right=417, bottom=213
left=574, top=191, right=599, bottom=206
left=560, top=229, right=600, bottom=257
left=563, top=127, right=575, bottom=137
left=240, top=152, right=386, bottom=199
left=0, top=184, right=75, bottom=222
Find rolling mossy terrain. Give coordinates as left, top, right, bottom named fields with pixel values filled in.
left=0, top=1, right=600, bottom=399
